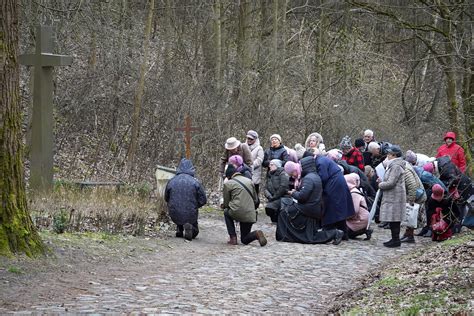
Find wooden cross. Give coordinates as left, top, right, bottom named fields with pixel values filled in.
left=175, top=115, right=200, bottom=159
left=20, top=24, right=73, bottom=193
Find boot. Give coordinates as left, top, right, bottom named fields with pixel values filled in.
left=184, top=223, right=193, bottom=241
left=383, top=222, right=401, bottom=248
left=364, top=228, right=373, bottom=241
left=416, top=226, right=428, bottom=236
left=333, top=230, right=344, bottom=245
left=227, top=235, right=238, bottom=245
left=400, top=227, right=415, bottom=243
left=255, top=230, right=268, bottom=247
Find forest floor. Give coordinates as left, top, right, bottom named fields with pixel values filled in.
left=0, top=209, right=472, bottom=314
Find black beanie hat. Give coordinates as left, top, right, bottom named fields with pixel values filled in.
left=355, top=138, right=365, bottom=148
left=225, top=164, right=236, bottom=179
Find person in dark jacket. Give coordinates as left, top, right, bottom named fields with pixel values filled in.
left=264, top=159, right=290, bottom=223
left=222, top=164, right=267, bottom=246
left=276, top=157, right=343, bottom=244
left=165, top=158, right=207, bottom=241
left=314, top=153, right=356, bottom=239
left=228, top=155, right=252, bottom=180
left=368, top=141, right=392, bottom=168
left=262, top=134, right=289, bottom=176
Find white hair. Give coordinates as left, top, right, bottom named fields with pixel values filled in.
left=368, top=142, right=380, bottom=151
left=364, top=129, right=374, bottom=137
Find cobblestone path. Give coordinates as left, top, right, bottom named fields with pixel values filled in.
left=0, top=214, right=429, bottom=314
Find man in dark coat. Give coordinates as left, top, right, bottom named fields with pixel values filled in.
left=276, top=157, right=344, bottom=244
left=315, top=154, right=355, bottom=239
left=165, top=158, right=207, bottom=241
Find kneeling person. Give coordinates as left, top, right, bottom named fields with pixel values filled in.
left=165, top=158, right=207, bottom=241
left=222, top=164, right=267, bottom=246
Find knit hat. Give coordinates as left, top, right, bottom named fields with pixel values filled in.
left=284, top=161, right=301, bottom=177
left=423, top=162, right=434, bottom=174
left=354, top=138, right=365, bottom=148
left=386, top=145, right=402, bottom=157
left=270, top=159, right=282, bottom=168
left=431, top=184, right=444, bottom=202
left=225, top=164, right=237, bottom=179
left=246, top=130, right=258, bottom=140
left=228, top=155, right=243, bottom=167
left=340, top=136, right=352, bottom=149
left=294, top=143, right=306, bottom=159
left=270, top=134, right=282, bottom=143
left=225, top=137, right=241, bottom=150
left=405, top=150, right=417, bottom=164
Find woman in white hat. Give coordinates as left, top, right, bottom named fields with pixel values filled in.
left=219, top=137, right=253, bottom=177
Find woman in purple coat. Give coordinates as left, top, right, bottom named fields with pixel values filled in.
left=314, top=152, right=355, bottom=239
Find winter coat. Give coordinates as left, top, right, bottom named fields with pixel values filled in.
left=342, top=147, right=365, bottom=171
left=265, top=167, right=290, bottom=211
left=219, top=143, right=253, bottom=174
left=378, top=158, right=406, bottom=222
left=436, top=156, right=463, bottom=188
left=223, top=174, right=257, bottom=223
left=413, top=153, right=435, bottom=168
left=237, top=163, right=253, bottom=180
left=291, top=157, right=323, bottom=219
left=404, top=162, right=426, bottom=204
left=436, top=132, right=466, bottom=173
left=413, top=166, right=448, bottom=196
left=262, top=145, right=289, bottom=169
left=165, top=159, right=207, bottom=225
left=345, top=174, right=369, bottom=232
left=247, top=139, right=264, bottom=185
left=315, top=155, right=355, bottom=226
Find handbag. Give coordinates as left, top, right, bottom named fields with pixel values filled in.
left=431, top=207, right=449, bottom=232
left=402, top=203, right=419, bottom=228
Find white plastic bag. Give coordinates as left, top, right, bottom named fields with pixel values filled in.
left=402, top=203, right=420, bottom=228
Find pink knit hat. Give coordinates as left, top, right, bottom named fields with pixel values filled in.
left=228, top=155, right=243, bottom=167
left=423, top=162, right=434, bottom=174
left=284, top=161, right=301, bottom=178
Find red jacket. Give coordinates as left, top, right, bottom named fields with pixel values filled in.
left=436, top=132, right=466, bottom=173
left=342, top=147, right=365, bottom=171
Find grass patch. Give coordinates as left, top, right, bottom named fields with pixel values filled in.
left=374, top=276, right=404, bottom=288
left=440, top=233, right=473, bottom=247
left=7, top=266, right=23, bottom=274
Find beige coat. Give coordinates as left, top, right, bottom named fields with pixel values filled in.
left=404, top=162, right=426, bottom=204
left=379, top=158, right=406, bottom=222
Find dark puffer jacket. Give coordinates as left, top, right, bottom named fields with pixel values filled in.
left=262, top=145, right=289, bottom=168
left=291, top=156, right=323, bottom=219
left=265, top=167, right=290, bottom=210
left=165, top=159, right=207, bottom=225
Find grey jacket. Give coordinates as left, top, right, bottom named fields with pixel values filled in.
left=379, top=158, right=406, bottom=222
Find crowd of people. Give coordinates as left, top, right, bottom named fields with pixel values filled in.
left=165, top=129, right=471, bottom=249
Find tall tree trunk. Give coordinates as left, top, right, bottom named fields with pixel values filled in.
left=214, top=0, right=223, bottom=92
left=127, top=0, right=155, bottom=176
left=0, top=0, right=44, bottom=257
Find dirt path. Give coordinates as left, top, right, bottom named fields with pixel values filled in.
left=0, top=212, right=430, bottom=313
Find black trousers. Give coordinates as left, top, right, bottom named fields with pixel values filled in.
left=177, top=222, right=199, bottom=239
left=224, top=210, right=258, bottom=244
left=265, top=207, right=279, bottom=223
left=348, top=227, right=367, bottom=239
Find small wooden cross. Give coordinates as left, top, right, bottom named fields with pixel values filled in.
left=175, top=115, right=200, bottom=159
left=20, top=24, right=73, bottom=192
